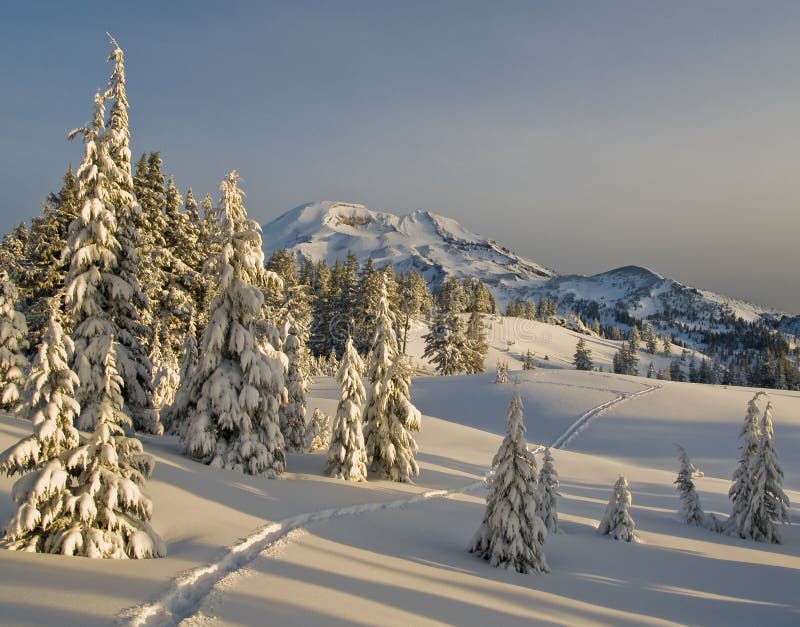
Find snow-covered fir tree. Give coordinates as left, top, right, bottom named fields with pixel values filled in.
left=573, top=338, right=593, bottom=371
left=464, top=310, right=488, bottom=373
left=101, top=38, right=160, bottom=435
left=0, top=272, right=28, bottom=413
left=280, top=314, right=309, bottom=452
left=522, top=350, right=536, bottom=371
left=537, top=447, right=560, bottom=533
left=365, top=355, right=421, bottom=482
left=3, top=337, right=165, bottom=558
left=0, top=223, right=29, bottom=286
left=643, top=322, right=658, bottom=354
left=65, top=90, right=125, bottom=432
left=23, top=168, right=80, bottom=346
left=728, top=391, right=766, bottom=537
left=362, top=277, right=399, bottom=449
left=495, top=359, right=509, bottom=384
left=741, top=401, right=790, bottom=543
left=181, top=172, right=286, bottom=475
left=468, top=389, right=549, bottom=573
left=0, top=299, right=79, bottom=479
left=149, top=319, right=179, bottom=415
left=629, top=325, right=641, bottom=352
left=305, top=407, right=331, bottom=452
left=674, top=445, right=705, bottom=526
left=597, top=475, right=638, bottom=542
left=162, top=309, right=199, bottom=436
left=326, top=336, right=368, bottom=481
left=423, top=309, right=469, bottom=375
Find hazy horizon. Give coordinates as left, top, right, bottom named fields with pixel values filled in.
left=2, top=1, right=799, bottom=313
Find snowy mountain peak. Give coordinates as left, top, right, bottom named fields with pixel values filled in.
left=262, top=201, right=799, bottom=347
left=262, top=201, right=556, bottom=290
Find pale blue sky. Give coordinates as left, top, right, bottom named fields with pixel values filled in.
left=1, top=1, right=798, bottom=311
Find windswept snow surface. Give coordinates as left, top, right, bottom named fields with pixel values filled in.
left=0, top=349, right=798, bottom=625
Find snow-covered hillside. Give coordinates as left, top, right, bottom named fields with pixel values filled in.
left=1, top=319, right=798, bottom=626
left=261, top=203, right=800, bottom=344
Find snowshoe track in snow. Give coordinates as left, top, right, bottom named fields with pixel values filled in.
left=550, top=382, right=663, bottom=450
left=119, top=382, right=662, bottom=626
left=119, top=482, right=488, bottom=626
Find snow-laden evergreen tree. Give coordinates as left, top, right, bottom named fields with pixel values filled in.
left=365, top=355, right=421, bottom=482
left=0, top=223, right=29, bottom=286
left=522, top=350, right=536, bottom=371
left=0, top=299, right=79, bottom=478
left=573, top=338, right=593, bottom=371
left=162, top=309, right=199, bottom=436
left=280, top=314, right=309, bottom=452
left=2, top=337, right=165, bottom=558
left=423, top=309, right=468, bottom=375
left=495, top=359, right=509, bottom=384
left=468, top=389, right=549, bottom=573
left=537, top=447, right=560, bottom=533
left=643, top=322, right=658, bottom=354
left=149, top=319, right=179, bottom=415
left=674, top=445, right=705, bottom=526
left=629, top=325, right=641, bottom=352
left=464, top=310, right=488, bottom=373
left=362, top=277, right=398, bottom=444
left=728, top=391, right=765, bottom=536
left=181, top=172, right=286, bottom=475
left=102, top=38, right=160, bottom=435
left=597, top=475, right=638, bottom=542
left=24, top=168, right=80, bottom=346
left=326, top=336, right=368, bottom=481
left=0, top=272, right=28, bottom=413
left=741, top=401, right=790, bottom=543
left=305, top=407, right=331, bottom=452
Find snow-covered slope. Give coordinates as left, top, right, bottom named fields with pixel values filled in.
left=261, top=201, right=555, bottom=293
left=3, top=368, right=797, bottom=626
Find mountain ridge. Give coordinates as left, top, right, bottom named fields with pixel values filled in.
left=262, top=201, right=799, bottom=343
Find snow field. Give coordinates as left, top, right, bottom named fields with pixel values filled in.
left=1, top=360, right=798, bottom=625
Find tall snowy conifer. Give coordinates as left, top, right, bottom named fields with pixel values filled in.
left=3, top=338, right=165, bottom=558
left=363, top=277, right=398, bottom=425
left=1, top=299, right=79, bottom=478
left=326, top=337, right=368, bottom=481
left=181, top=172, right=286, bottom=475
left=469, top=389, right=549, bottom=573
left=366, top=355, right=421, bottom=482
left=280, top=314, right=309, bottom=451
left=100, top=38, right=159, bottom=434
left=0, top=272, right=28, bottom=413
left=741, top=402, right=790, bottom=543
left=728, top=391, right=765, bottom=537
left=162, top=309, right=198, bottom=436
left=24, top=169, right=80, bottom=345
left=464, top=310, right=488, bottom=374
left=598, top=476, right=638, bottom=542
left=423, top=309, right=468, bottom=375
left=674, top=445, right=705, bottom=526
left=537, top=447, right=560, bottom=533
left=573, top=338, right=594, bottom=371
